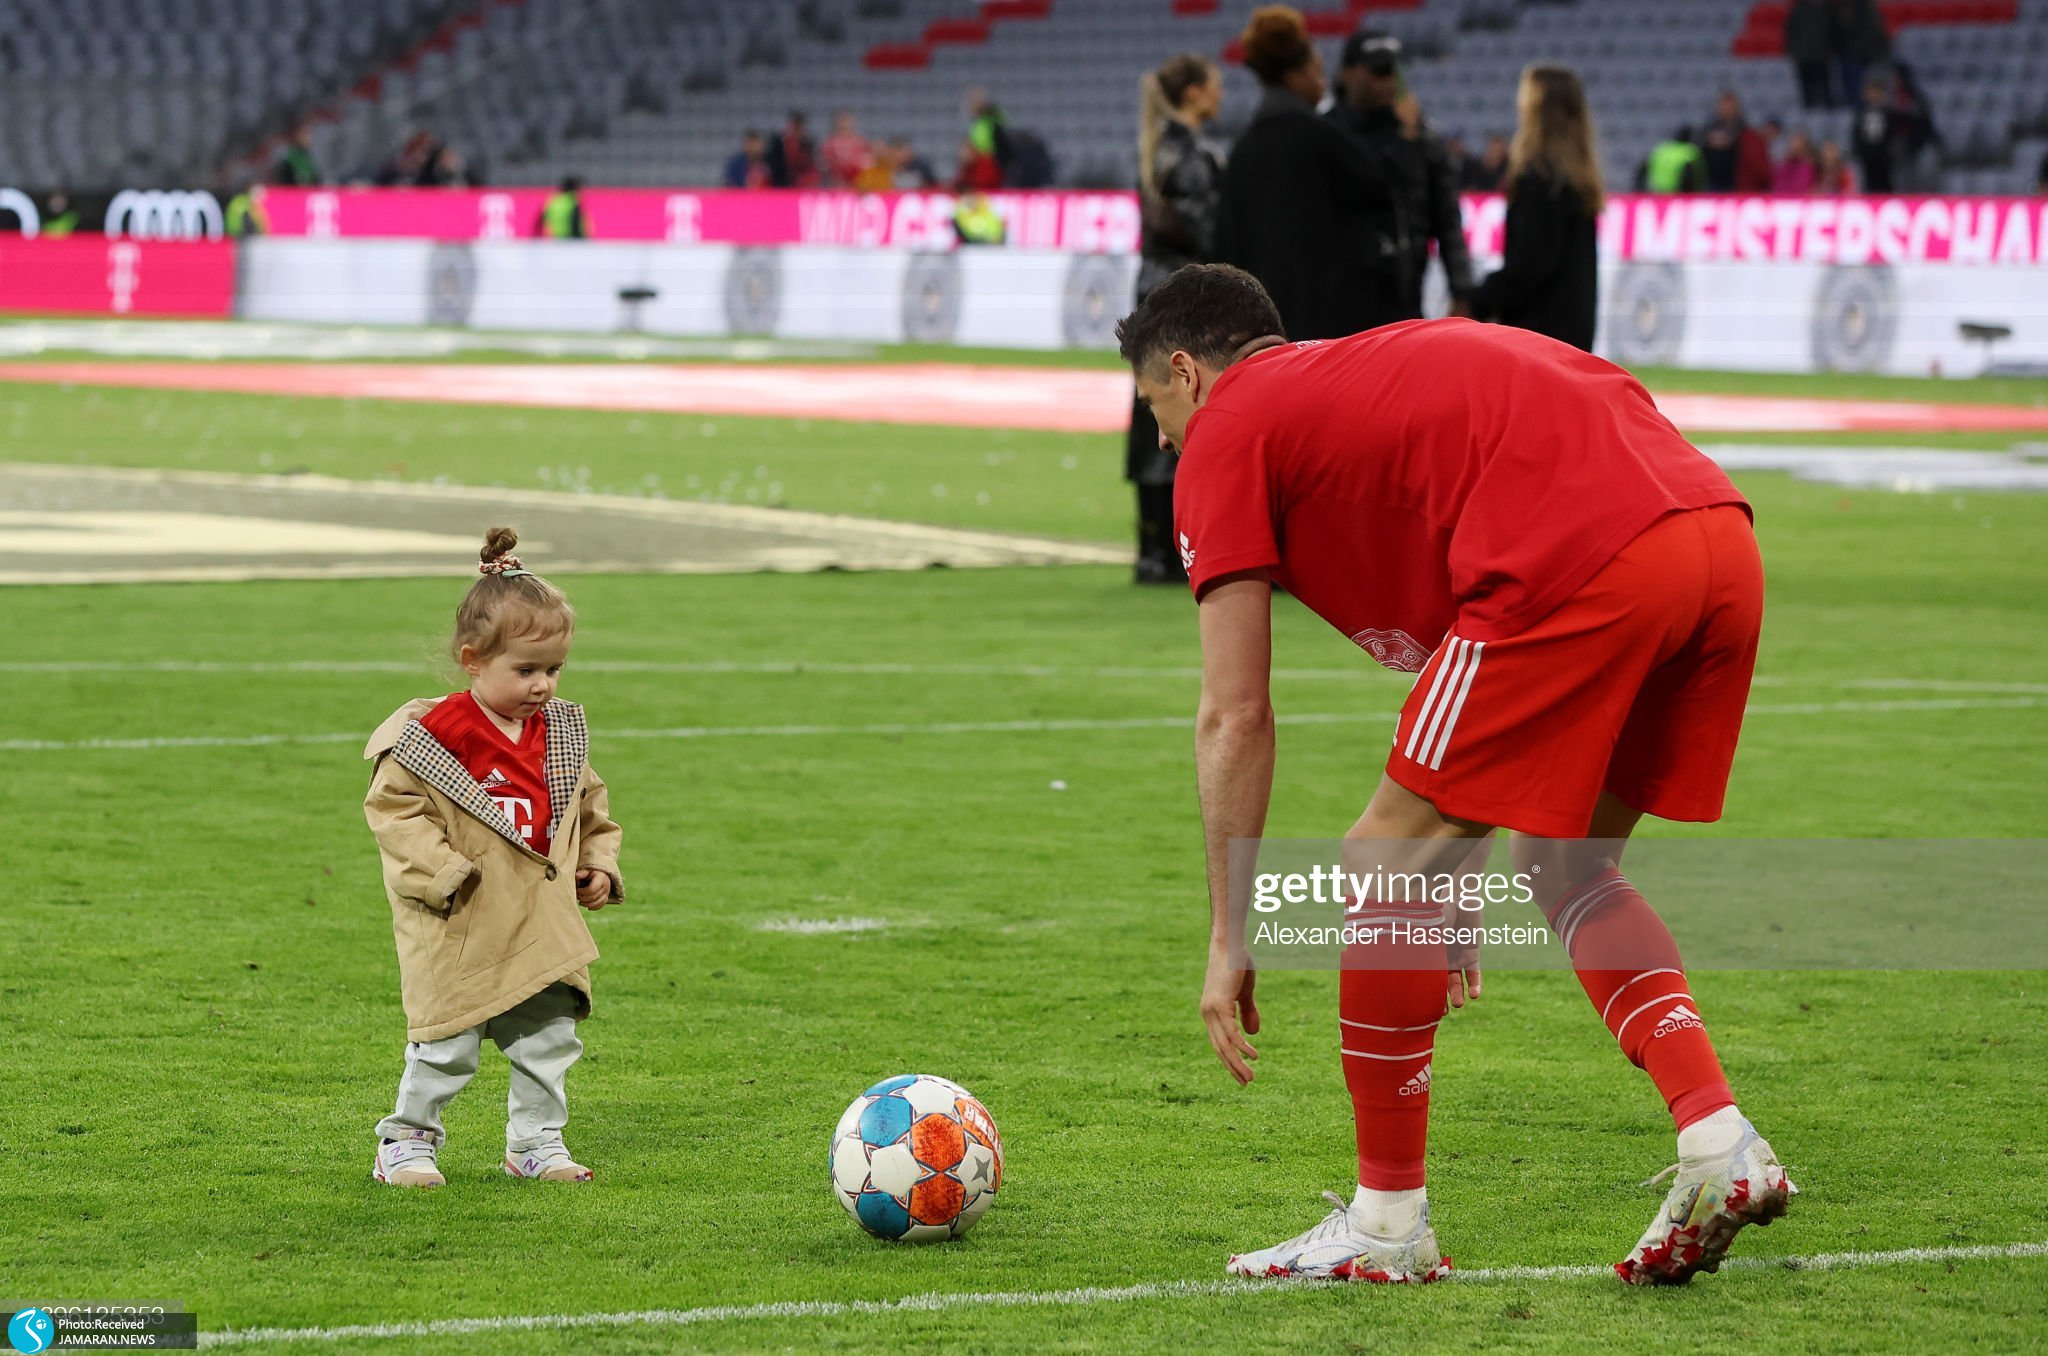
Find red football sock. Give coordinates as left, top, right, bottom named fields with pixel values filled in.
left=1543, top=868, right=1734, bottom=1131
left=1339, top=901, right=1448, bottom=1191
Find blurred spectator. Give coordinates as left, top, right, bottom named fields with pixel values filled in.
left=884, top=137, right=939, bottom=189
left=822, top=111, right=873, bottom=187
left=1785, top=0, right=1835, bottom=109
left=1816, top=139, right=1856, bottom=193
left=726, top=130, right=774, bottom=188
left=1701, top=91, right=1773, bottom=192
left=1852, top=73, right=1896, bottom=193
left=964, top=87, right=1013, bottom=179
left=1130, top=51, right=1224, bottom=584
left=767, top=112, right=819, bottom=188
left=1887, top=62, right=1942, bottom=191
left=953, top=137, right=1004, bottom=192
left=1461, top=133, right=1509, bottom=191
left=41, top=190, right=79, bottom=237
left=376, top=131, right=438, bottom=186
left=1216, top=5, right=1401, bottom=341
left=226, top=182, right=269, bottom=236
left=1470, top=64, right=1604, bottom=352
left=1773, top=130, right=1818, bottom=193
left=421, top=144, right=475, bottom=187
left=1002, top=128, right=1056, bottom=188
left=1640, top=126, right=1707, bottom=193
left=2037, top=146, right=2048, bottom=194
left=1832, top=0, right=1891, bottom=121
left=1329, top=30, right=1474, bottom=319
left=1444, top=134, right=1470, bottom=182
left=539, top=176, right=588, bottom=238
left=953, top=191, right=1006, bottom=245
left=275, top=125, right=321, bottom=186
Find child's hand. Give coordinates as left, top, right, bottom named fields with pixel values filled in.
left=575, top=868, right=613, bottom=909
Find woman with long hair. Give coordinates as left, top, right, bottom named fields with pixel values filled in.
left=1129, top=52, right=1223, bottom=584
left=1470, top=65, right=1604, bottom=352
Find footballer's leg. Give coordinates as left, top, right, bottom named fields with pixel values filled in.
left=1226, top=776, right=1485, bottom=1282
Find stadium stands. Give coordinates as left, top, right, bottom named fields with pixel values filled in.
left=4, top=0, right=2046, bottom=196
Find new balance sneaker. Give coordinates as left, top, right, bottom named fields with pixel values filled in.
left=1616, top=1118, right=1796, bottom=1285
left=373, top=1130, right=446, bottom=1188
left=1226, top=1192, right=1452, bottom=1282
left=503, top=1140, right=594, bottom=1182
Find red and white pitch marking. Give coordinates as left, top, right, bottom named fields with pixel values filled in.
left=192, top=1240, right=2048, bottom=1347
left=5, top=361, right=2048, bottom=435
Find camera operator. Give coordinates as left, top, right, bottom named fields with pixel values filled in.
left=1328, top=31, right=1475, bottom=320
left=1217, top=5, right=1400, bottom=340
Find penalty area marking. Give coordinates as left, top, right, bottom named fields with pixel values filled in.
left=195, top=1239, right=2048, bottom=1347
left=4, top=696, right=2045, bottom=753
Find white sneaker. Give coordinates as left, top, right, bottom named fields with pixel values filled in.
left=1226, top=1191, right=1451, bottom=1282
left=1616, top=1117, right=1796, bottom=1285
left=503, top=1139, right=594, bottom=1182
left=373, top=1130, right=446, bottom=1188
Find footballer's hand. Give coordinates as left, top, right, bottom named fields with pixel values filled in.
left=1447, top=963, right=1482, bottom=1009
left=575, top=868, right=612, bottom=908
left=1201, top=949, right=1261, bottom=1085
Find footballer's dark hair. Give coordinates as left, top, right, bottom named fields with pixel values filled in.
left=1115, top=264, right=1287, bottom=380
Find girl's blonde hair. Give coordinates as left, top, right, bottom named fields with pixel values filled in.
left=451, top=525, right=575, bottom=663
left=1139, top=53, right=1217, bottom=197
left=1507, top=64, right=1606, bottom=214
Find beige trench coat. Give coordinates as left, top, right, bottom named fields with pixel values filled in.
left=364, top=696, right=624, bottom=1042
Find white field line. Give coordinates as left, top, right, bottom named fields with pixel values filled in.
left=195, top=1239, right=2048, bottom=1347
left=4, top=659, right=2047, bottom=697
left=3, top=697, right=2043, bottom=753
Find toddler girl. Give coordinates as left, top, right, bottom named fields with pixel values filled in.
left=363, top=526, right=624, bottom=1187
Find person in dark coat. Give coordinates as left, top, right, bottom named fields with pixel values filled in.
left=1129, top=53, right=1226, bottom=584
left=1832, top=0, right=1892, bottom=121
left=1470, top=64, right=1604, bottom=353
left=1327, top=30, right=1475, bottom=320
left=1215, top=5, right=1400, bottom=341
left=1784, top=0, right=1835, bottom=109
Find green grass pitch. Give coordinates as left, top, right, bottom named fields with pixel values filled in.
left=2, top=353, right=2046, bottom=1353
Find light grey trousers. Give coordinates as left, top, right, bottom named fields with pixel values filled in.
left=375, top=982, right=583, bottom=1154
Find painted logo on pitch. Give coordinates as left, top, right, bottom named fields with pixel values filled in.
left=8, top=1309, right=54, bottom=1355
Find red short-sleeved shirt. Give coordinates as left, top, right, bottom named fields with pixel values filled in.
left=420, top=692, right=553, bottom=855
left=1174, top=319, right=1749, bottom=668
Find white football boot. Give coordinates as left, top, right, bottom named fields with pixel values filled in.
left=503, top=1139, right=594, bottom=1182
left=1616, top=1117, right=1796, bottom=1284
left=1226, top=1192, right=1451, bottom=1282
left=373, top=1130, right=446, bottom=1188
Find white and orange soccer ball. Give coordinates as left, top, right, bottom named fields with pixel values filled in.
left=829, top=1074, right=1003, bottom=1241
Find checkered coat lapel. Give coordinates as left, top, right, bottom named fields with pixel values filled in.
left=541, top=698, right=587, bottom=844
left=390, top=721, right=526, bottom=849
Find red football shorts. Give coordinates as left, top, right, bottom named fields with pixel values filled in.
left=1386, top=505, right=1763, bottom=838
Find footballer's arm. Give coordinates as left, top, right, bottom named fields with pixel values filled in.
left=1194, top=570, right=1276, bottom=1085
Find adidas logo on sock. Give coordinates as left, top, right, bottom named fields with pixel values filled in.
left=1652, top=1003, right=1704, bottom=1038
left=1398, top=1062, right=1433, bottom=1096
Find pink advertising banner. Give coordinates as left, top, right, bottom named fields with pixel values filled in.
left=1459, top=192, right=2048, bottom=267
left=258, top=187, right=2046, bottom=267
left=259, top=187, right=1141, bottom=253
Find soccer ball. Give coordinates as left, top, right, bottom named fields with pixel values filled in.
left=830, top=1074, right=1003, bottom=1241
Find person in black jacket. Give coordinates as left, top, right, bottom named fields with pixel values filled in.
left=1470, top=64, right=1604, bottom=353
left=1130, top=52, right=1225, bottom=584
left=1784, top=0, right=1835, bottom=109
left=1216, top=5, right=1399, bottom=341
left=1328, top=30, right=1475, bottom=321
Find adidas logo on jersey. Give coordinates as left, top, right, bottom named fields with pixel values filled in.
left=480, top=768, right=510, bottom=793
left=1398, top=1063, right=1432, bottom=1097
left=1177, top=531, right=1195, bottom=572
left=1652, top=1003, right=1704, bottom=1038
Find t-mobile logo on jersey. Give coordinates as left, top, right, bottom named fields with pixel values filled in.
left=481, top=769, right=534, bottom=840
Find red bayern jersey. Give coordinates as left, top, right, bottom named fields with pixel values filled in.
left=1173, top=319, right=1749, bottom=668
left=420, top=691, right=554, bottom=856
